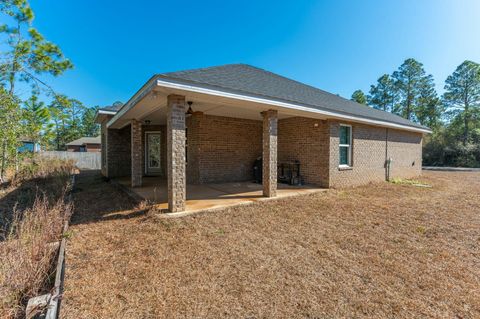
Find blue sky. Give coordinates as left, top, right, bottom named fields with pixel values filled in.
left=26, top=0, right=480, bottom=107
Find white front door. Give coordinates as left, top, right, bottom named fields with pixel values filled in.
left=145, top=132, right=161, bottom=175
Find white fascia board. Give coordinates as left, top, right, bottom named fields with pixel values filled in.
left=94, top=110, right=117, bottom=124
left=106, top=76, right=158, bottom=128
left=98, top=110, right=117, bottom=115
left=155, top=78, right=432, bottom=134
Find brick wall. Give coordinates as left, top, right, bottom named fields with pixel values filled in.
left=67, top=144, right=100, bottom=152
left=101, top=112, right=423, bottom=189
left=278, top=117, right=330, bottom=187
left=101, top=121, right=107, bottom=175
left=167, top=94, right=187, bottom=212
left=186, top=113, right=201, bottom=184
left=131, top=120, right=143, bottom=187
left=85, top=144, right=101, bottom=152
left=386, top=128, right=423, bottom=179
left=262, top=110, right=278, bottom=197
left=328, top=121, right=422, bottom=187
left=189, top=114, right=263, bottom=183
left=105, top=124, right=131, bottom=178
left=67, top=145, right=80, bottom=152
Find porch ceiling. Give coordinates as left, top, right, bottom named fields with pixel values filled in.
left=108, top=85, right=329, bottom=129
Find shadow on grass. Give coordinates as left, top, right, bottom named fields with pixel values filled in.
left=69, top=170, right=146, bottom=226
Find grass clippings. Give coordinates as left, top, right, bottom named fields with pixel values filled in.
left=61, top=171, right=480, bottom=319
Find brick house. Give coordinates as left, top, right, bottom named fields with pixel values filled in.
left=95, top=64, right=430, bottom=213
left=66, top=136, right=101, bottom=152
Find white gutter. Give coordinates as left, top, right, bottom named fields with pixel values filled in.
left=98, top=110, right=117, bottom=115
left=94, top=109, right=118, bottom=124
left=155, top=79, right=432, bottom=134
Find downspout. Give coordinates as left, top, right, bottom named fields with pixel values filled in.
left=385, top=128, right=392, bottom=181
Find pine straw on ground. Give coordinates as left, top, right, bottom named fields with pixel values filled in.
left=61, top=171, right=480, bottom=319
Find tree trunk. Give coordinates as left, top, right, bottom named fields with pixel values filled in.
left=0, top=140, right=7, bottom=183
left=464, top=102, right=469, bottom=146
left=8, top=23, right=21, bottom=96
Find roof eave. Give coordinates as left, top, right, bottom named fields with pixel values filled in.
left=106, top=75, right=159, bottom=128
left=155, top=77, right=432, bottom=134
left=106, top=75, right=431, bottom=134
left=95, top=109, right=117, bottom=124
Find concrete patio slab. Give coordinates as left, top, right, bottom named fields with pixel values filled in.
left=115, top=177, right=325, bottom=216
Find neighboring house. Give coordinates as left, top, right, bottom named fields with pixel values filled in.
left=95, top=64, right=431, bottom=213
left=66, top=136, right=101, bottom=152
left=18, top=139, right=41, bottom=153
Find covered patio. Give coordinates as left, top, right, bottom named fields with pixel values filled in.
left=116, top=176, right=325, bottom=215
left=99, top=66, right=342, bottom=213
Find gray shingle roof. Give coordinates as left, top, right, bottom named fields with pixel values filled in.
left=99, top=103, right=123, bottom=113
left=66, top=136, right=101, bottom=146
left=157, top=64, right=429, bottom=131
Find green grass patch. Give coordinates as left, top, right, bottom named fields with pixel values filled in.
left=390, top=178, right=431, bottom=188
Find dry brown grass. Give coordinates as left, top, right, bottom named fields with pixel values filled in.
left=61, top=171, right=480, bottom=319
left=0, top=159, right=74, bottom=319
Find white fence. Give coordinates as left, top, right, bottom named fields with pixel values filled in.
left=40, top=151, right=101, bottom=170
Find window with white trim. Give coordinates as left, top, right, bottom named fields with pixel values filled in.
left=339, top=124, right=352, bottom=166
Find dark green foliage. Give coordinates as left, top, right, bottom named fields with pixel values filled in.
left=423, top=127, right=480, bottom=167
left=368, top=74, right=397, bottom=112
left=22, top=94, right=53, bottom=146
left=48, top=95, right=99, bottom=150
left=81, top=106, right=100, bottom=137
left=0, top=87, right=22, bottom=181
left=423, top=61, right=480, bottom=167
left=392, top=58, right=436, bottom=121
left=443, top=60, right=480, bottom=144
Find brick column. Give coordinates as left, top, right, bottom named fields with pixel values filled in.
left=131, top=119, right=142, bottom=187
left=262, top=109, right=278, bottom=197
left=167, top=95, right=186, bottom=212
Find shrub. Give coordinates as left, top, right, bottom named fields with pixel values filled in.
left=0, top=196, right=72, bottom=318
left=0, top=158, right=74, bottom=318
left=10, top=156, right=75, bottom=186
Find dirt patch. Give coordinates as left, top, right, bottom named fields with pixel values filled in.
left=61, top=171, right=480, bottom=318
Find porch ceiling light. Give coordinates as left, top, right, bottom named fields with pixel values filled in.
left=186, top=101, right=194, bottom=117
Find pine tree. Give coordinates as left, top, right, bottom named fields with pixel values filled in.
left=0, top=88, right=22, bottom=181
left=351, top=90, right=367, bottom=104
left=392, top=58, right=433, bottom=121
left=22, top=94, right=52, bottom=148
left=416, top=74, right=443, bottom=129
left=443, top=60, right=480, bottom=144
left=0, top=0, right=73, bottom=95
left=367, top=74, right=397, bottom=112
left=48, top=95, right=86, bottom=150
left=81, top=107, right=100, bottom=137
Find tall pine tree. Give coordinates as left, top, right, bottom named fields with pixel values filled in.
left=392, top=58, right=433, bottom=121
left=443, top=60, right=480, bottom=145
left=416, top=74, right=442, bottom=129
left=0, top=0, right=73, bottom=95
left=367, top=74, right=397, bottom=112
